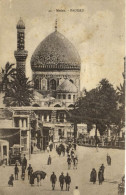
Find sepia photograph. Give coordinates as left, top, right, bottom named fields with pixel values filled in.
left=0, top=0, right=125, bottom=194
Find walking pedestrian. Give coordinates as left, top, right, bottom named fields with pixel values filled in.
left=8, top=174, right=14, bottom=187
left=90, top=168, right=97, bottom=184
left=47, top=155, right=52, bottom=165
left=73, top=186, right=80, bottom=195
left=14, top=164, right=19, bottom=180
left=65, top=173, right=71, bottom=191
left=67, top=155, right=72, bottom=170
left=27, top=164, right=33, bottom=180
left=59, top=172, right=65, bottom=191
left=50, top=172, right=57, bottom=190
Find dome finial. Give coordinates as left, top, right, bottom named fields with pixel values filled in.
left=55, top=19, right=57, bottom=32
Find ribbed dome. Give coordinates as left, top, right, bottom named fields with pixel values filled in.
left=57, top=79, right=78, bottom=93
left=31, top=31, right=81, bottom=71
left=16, top=18, right=25, bottom=29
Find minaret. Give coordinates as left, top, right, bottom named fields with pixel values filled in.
left=14, top=18, right=28, bottom=79
left=55, top=19, right=57, bottom=32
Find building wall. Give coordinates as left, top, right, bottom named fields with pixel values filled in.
left=32, top=70, right=80, bottom=92
left=0, top=129, right=20, bottom=147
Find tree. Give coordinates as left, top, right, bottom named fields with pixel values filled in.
left=0, top=62, right=16, bottom=91
left=3, top=76, right=34, bottom=107
left=70, top=79, right=118, bottom=144
left=115, top=74, right=125, bottom=134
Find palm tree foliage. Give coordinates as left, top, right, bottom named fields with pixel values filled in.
left=4, top=77, right=34, bottom=107
left=1, top=62, right=16, bottom=91
left=1, top=62, right=34, bottom=107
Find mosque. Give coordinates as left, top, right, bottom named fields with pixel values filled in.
left=0, top=18, right=86, bottom=153
left=15, top=18, right=81, bottom=106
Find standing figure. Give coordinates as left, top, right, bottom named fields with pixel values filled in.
left=98, top=169, right=103, bottom=185
left=65, top=173, right=71, bottom=191
left=67, top=155, right=72, bottom=170
left=8, top=174, right=14, bottom=187
left=107, top=154, right=111, bottom=166
left=100, top=164, right=105, bottom=181
left=14, top=164, right=19, bottom=180
left=47, top=155, right=52, bottom=165
left=59, top=172, right=65, bottom=191
left=90, top=168, right=97, bottom=184
left=22, top=154, right=27, bottom=170
left=27, top=164, right=33, bottom=180
left=50, top=172, right=57, bottom=190
left=73, top=186, right=80, bottom=195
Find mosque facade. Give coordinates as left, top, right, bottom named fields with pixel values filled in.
left=13, top=18, right=82, bottom=149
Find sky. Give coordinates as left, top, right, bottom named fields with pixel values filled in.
left=0, top=0, right=125, bottom=90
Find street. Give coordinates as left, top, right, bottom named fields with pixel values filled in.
left=0, top=146, right=124, bottom=195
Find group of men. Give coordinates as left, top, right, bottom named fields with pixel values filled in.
left=9, top=155, right=34, bottom=186
left=50, top=172, right=71, bottom=191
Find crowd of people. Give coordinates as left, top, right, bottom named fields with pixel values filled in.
left=7, top=142, right=81, bottom=194
left=7, top=141, right=114, bottom=194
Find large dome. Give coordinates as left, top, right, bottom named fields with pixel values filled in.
left=31, top=31, right=81, bottom=71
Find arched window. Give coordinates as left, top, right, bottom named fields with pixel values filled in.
left=50, top=79, right=56, bottom=90
left=63, top=94, right=66, bottom=99
left=68, top=94, right=71, bottom=99
left=34, top=79, right=39, bottom=90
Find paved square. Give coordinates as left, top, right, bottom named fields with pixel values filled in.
left=0, top=146, right=124, bottom=195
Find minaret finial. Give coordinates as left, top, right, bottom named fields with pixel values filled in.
left=55, top=19, right=57, bottom=32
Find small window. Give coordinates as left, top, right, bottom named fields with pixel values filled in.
left=14, top=118, right=19, bottom=127
left=44, top=114, right=47, bottom=121
left=63, top=94, right=66, bottom=99
left=58, top=129, right=62, bottom=136
left=68, top=94, right=71, bottom=99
